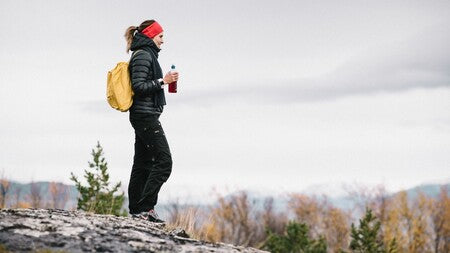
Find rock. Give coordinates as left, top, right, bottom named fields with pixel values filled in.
left=0, top=208, right=267, bottom=252
left=169, top=228, right=190, bottom=238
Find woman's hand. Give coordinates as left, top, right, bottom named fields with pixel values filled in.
left=163, top=71, right=179, bottom=84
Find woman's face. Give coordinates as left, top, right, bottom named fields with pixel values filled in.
left=153, top=32, right=164, bottom=49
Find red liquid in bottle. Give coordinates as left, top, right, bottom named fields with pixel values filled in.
left=169, top=81, right=177, bottom=93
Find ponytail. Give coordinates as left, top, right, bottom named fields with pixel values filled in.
left=124, top=20, right=156, bottom=53
left=124, top=26, right=139, bottom=53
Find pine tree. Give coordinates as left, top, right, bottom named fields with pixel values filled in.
left=264, top=221, right=327, bottom=253
left=70, top=141, right=125, bottom=216
left=348, top=208, right=398, bottom=253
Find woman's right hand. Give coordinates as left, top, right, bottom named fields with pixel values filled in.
left=163, top=71, right=179, bottom=84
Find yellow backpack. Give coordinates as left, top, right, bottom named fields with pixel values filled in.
left=106, top=50, right=142, bottom=112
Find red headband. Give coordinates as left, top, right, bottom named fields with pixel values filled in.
left=142, top=22, right=163, bottom=39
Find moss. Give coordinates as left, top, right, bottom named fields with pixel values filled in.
left=0, top=244, right=68, bottom=253
left=0, top=244, right=10, bottom=253
left=34, top=249, right=67, bottom=253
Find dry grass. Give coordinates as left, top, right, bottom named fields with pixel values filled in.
left=165, top=207, right=204, bottom=239
left=164, top=206, right=222, bottom=243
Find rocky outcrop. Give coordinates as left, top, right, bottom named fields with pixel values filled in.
left=0, top=209, right=266, bottom=253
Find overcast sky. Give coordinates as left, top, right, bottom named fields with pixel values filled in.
left=1, top=0, right=449, bottom=202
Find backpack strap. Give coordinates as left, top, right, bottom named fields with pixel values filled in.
left=128, top=49, right=145, bottom=75
left=130, top=49, right=145, bottom=62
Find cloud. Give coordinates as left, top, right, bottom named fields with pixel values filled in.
left=172, top=24, right=450, bottom=106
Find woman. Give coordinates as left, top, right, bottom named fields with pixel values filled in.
left=124, top=20, right=178, bottom=222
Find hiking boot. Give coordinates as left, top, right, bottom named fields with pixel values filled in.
left=147, top=209, right=165, bottom=223
left=131, top=212, right=148, bottom=220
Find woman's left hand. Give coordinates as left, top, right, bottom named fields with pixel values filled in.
left=163, top=71, right=179, bottom=84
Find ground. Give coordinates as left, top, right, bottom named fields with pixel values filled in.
left=0, top=209, right=266, bottom=253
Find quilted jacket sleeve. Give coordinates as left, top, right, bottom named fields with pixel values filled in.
left=129, top=50, right=162, bottom=96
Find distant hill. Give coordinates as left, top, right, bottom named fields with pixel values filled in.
left=403, top=183, right=448, bottom=199
left=3, top=180, right=448, bottom=214
left=324, top=183, right=449, bottom=214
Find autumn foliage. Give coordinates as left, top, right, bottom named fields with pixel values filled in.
left=165, top=185, right=449, bottom=253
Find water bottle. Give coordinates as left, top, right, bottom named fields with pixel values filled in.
left=168, top=64, right=177, bottom=93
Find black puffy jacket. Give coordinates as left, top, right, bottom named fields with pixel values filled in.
left=128, top=33, right=166, bottom=120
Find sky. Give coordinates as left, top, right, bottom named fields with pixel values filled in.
left=1, top=0, right=449, bottom=203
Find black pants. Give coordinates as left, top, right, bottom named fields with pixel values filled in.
left=128, top=115, right=172, bottom=214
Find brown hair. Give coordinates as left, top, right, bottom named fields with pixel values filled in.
left=124, top=20, right=155, bottom=53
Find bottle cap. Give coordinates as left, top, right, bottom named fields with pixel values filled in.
left=171, top=64, right=176, bottom=70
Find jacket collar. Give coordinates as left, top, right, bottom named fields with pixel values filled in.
left=130, top=32, right=161, bottom=57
